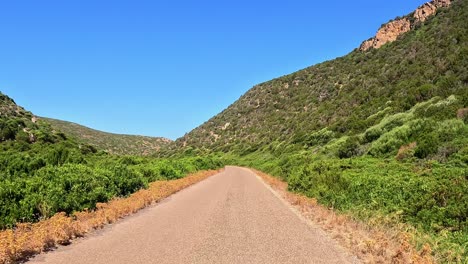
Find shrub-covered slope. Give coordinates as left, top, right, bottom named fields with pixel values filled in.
left=177, top=0, right=467, bottom=154
left=233, top=94, right=468, bottom=261
left=0, top=92, right=223, bottom=229
left=0, top=93, right=64, bottom=145
left=173, top=1, right=467, bottom=261
left=43, top=117, right=171, bottom=156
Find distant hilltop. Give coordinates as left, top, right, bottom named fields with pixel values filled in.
left=359, top=0, right=451, bottom=51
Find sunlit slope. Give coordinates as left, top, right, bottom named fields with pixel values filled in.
left=177, top=0, right=467, bottom=153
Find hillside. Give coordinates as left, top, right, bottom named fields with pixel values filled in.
left=1, top=0, right=467, bottom=262
left=0, top=91, right=223, bottom=230
left=177, top=0, right=467, bottom=153
left=0, top=93, right=64, bottom=145
left=43, top=117, right=171, bottom=156
left=173, top=1, right=467, bottom=261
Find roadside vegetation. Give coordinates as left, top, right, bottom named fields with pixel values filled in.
left=170, top=1, right=468, bottom=262
left=232, top=94, right=467, bottom=262
left=0, top=170, right=220, bottom=263
left=254, top=169, right=435, bottom=263
left=0, top=92, right=224, bottom=230
left=1, top=0, right=466, bottom=263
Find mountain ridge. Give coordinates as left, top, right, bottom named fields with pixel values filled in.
left=43, top=117, right=172, bottom=156
left=1, top=92, right=172, bottom=156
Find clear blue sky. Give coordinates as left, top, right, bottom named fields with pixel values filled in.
left=0, top=0, right=427, bottom=140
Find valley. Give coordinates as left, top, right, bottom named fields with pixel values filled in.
left=0, top=0, right=467, bottom=263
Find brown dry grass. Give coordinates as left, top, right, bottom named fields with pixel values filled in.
left=0, top=169, right=221, bottom=264
left=396, top=142, right=417, bottom=161
left=251, top=169, right=434, bottom=264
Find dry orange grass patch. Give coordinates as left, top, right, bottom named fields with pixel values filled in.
left=0, top=169, right=221, bottom=264
left=251, top=169, right=434, bottom=264
left=396, top=142, right=417, bottom=161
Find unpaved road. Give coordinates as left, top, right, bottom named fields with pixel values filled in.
left=30, top=167, right=357, bottom=264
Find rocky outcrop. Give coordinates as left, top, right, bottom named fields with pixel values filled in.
left=414, top=0, right=451, bottom=22
left=360, top=19, right=411, bottom=51
left=359, top=0, right=451, bottom=51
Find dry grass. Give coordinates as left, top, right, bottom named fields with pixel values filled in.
left=0, top=169, right=221, bottom=264
left=396, top=142, right=417, bottom=161
left=456, top=108, right=468, bottom=120
left=251, top=169, right=435, bottom=264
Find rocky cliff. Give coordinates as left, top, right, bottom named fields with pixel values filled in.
left=359, top=0, right=451, bottom=51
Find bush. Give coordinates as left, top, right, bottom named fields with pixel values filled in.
left=338, top=137, right=361, bottom=158
left=0, top=119, right=19, bottom=141
left=363, top=126, right=383, bottom=143
left=414, top=133, right=439, bottom=158
left=363, top=112, right=412, bottom=143
left=304, top=128, right=335, bottom=147
left=414, top=95, right=461, bottom=120
left=0, top=149, right=225, bottom=228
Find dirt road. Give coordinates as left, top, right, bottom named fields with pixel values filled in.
left=30, top=166, right=357, bottom=264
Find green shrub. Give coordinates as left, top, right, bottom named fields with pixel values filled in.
left=414, top=95, right=461, bottom=120
left=414, top=133, right=440, bottom=158
left=363, top=126, right=383, bottom=143
left=368, top=124, right=412, bottom=156
left=363, top=112, right=412, bottom=143
left=304, top=128, right=335, bottom=147
left=337, top=137, right=361, bottom=158
left=322, top=136, right=349, bottom=156
left=0, top=147, right=224, bottom=228
left=0, top=119, right=20, bottom=141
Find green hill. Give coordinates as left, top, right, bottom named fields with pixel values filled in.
left=171, top=1, right=467, bottom=261
left=0, top=92, right=223, bottom=229
left=1, top=0, right=467, bottom=261
left=43, top=117, right=171, bottom=156
left=177, top=0, right=467, bottom=153
left=0, top=93, right=65, bottom=145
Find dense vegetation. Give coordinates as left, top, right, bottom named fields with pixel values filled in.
left=1, top=0, right=467, bottom=262
left=176, top=0, right=467, bottom=153
left=169, top=1, right=468, bottom=262
left=44, top=117, right=171, bottom=156
left=231, top=95, right=467, bottom=261
left=0, top=93, right=223, bottom=228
